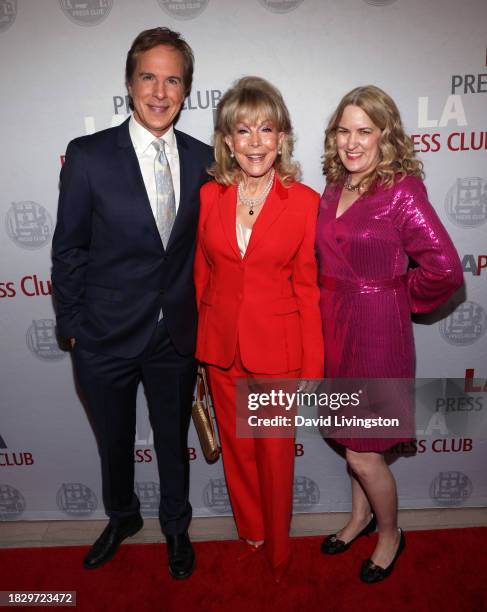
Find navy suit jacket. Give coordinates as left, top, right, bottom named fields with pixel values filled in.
left=52, top=118, right=213, bottom=358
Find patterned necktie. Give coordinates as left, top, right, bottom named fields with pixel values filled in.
left=153, top=138, right=176, bottom=249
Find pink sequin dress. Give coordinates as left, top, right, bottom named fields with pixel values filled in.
left=316, top=175, right=463, bottom=452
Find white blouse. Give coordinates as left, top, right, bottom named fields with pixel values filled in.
left=236, top=222, right=252, bottom=257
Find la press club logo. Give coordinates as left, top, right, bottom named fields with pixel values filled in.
left=203, top=474, right=319, bottom=515
left=5, top=202, right=53, bottom=250
left=0, top=0, right=16, bottom=33
left=26, top=319, right=65, bottom=361
left=135, top=481, right=160, bottom=516
left=112, top=89, right=222, bottom=124
left=362, top=0, right=398, bottom=5
left=59, top=0, right=113, bottom=27
left=430, top=471, right=473, bottom=506
left=134, top=415, right=200, bottom=463
left=0, top=432, right=35, bottom=471
left=57, top=483, right=98, bottom=516
left=157, top=0, right=208, bottom=20
left=0, top=485, right=26, bottom=521
left=258, top=0, right=304, bottom=13
left=461, top=251, right=487, bottom=276
left=1, top=275, right=52, bottom=300
left=77, top=87, right=223, bottom=140
left=412, top=49, right=487, bottom=154
left=445, top=177, right=487, bottom=229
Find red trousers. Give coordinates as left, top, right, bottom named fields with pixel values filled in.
left=206, top=347, right=298, bottom=569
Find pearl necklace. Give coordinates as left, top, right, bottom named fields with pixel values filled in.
left=237, top=170, right=275, bottom=215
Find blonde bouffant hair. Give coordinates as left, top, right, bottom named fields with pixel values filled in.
left=210, top=76, right=300, bottom=186
left=323, top=85, right=423, bottom=191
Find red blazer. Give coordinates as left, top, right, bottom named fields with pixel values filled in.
left=194, top=177, right=324, bottom=378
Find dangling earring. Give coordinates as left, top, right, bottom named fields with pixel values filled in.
left=277, top=149, right=282, bottom=155
left=230, top=151, right=234, bottom=158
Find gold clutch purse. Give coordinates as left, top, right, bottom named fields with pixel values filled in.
left=192, top=366, right=220, bottom=463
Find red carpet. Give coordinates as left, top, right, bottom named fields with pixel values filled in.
left=1, top=528, right=486, bottom=611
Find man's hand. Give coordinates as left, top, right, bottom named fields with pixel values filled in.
left=69, top=338, right=76, bottom=348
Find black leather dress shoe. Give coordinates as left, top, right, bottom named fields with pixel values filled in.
left=83, top=515, right=143, bottom=569
left=359, top=528, right=406, bottom=583
left=165, top=533, right=195, bottom=580
left=321, top=514, right=376, bottom=555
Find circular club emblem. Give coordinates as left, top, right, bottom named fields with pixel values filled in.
left=203, top=478, right=231, bottom=514
left=439, top=301, right=487, bottom=346
left=57, top=483, right=98, bottom=516
left=135, top=481, right=160, bottom=516
left=26, top=320, right=65, bottom=361
left=258, top=0, right=303, bottom=13
left=59, top=0, right=113, bottom=27
left=5, top=201, right=53, bottom=250
left=0, top=484, right=25, bottom=520
left=292, top=475, right=320, bottom=511
left=430, top=471, right=472, bottom=506
left=157, top=0, right=209, bottom=20
left=362, top=0, right=398, bottom=6
left=445, top=177, right=487, bottom=228
left=0, top=0, right=16, bottom=33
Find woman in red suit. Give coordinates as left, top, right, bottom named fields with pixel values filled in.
left=194, top=76, right=324, bottom=581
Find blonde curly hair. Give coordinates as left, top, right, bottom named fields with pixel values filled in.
left=210, top=76, right=300, bottom=186
left=323, top=85, right=423, bottom=191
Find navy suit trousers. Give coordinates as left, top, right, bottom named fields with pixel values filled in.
left=72, top=319, right=196, bottom=535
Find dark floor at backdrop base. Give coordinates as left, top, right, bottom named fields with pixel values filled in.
left=1, top=528, right=486, bottom=612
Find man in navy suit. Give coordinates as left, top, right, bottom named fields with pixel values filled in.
left=52, top=27, right=213, bottom=579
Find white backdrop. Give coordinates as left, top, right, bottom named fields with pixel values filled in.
left=1, top=0, right=486, bottom=522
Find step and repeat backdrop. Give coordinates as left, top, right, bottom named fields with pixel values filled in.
left=1, top=0, right=486, bottom=522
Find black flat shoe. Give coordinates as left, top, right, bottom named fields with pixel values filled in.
left=321, top=514, right=376, bottom=555
left=359, top=528, right=405, bottom=583
left=83, top=515, right=143, bottom=569
left=166, top=532, right=195, bottom=580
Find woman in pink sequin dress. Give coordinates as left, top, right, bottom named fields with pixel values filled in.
left=316, top=85, right=463, bottom=583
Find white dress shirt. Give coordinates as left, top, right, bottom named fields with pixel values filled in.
left=128, top=114, right=181, bottom=217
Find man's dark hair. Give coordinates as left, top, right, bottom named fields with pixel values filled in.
left=125, top=27, right=194, bottom=96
